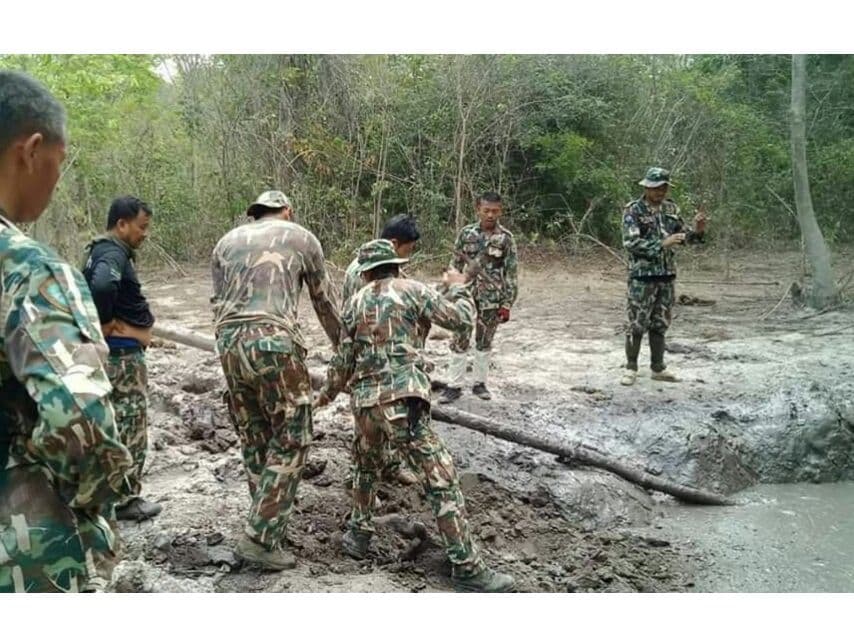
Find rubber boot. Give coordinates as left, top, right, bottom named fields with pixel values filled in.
left=625, top=332, right=643, bottom=371
left=649, top=331, right=678, bottom=381
left=621, top=333, right=643, bottom=385
left=648, top=330, right=666, bottom=373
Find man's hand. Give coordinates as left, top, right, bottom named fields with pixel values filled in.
left=442, top=268, right=468, bottom=287
left=662, top=233, right=686, bottom=248
left=694, top=205, right=708, bottom=234
left=497, top=307, right=510, bottom=323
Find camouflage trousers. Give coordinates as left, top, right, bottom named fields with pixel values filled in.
left=0, top=465, right=118, bottom=592
left=451, top=304, right=499, bottom=353
left=625, top=278, right=675, bottom=337
left=218, top=326, right=313, bottom=550
left=105, top=350, right=148, bottom=503
left=350, top=398, right=486, bottom=577
left=348, top=397, right=412, bottom=481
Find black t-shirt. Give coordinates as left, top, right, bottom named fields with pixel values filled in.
left=82, top=237, right=155, bottom=328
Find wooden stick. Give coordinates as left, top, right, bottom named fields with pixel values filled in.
left=680, top=280, right=780, bottom=286
left=760, top=287, right=790, bottom=321
left=147, top=239, right=188, bottom=277
left=572, top=233, right=628, bottom=267
left=152, top=324, right=216, bottom=352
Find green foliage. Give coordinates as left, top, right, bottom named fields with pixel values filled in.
left=2, top=54, right=852, bottom=265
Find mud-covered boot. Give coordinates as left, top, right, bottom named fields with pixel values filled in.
left=472, top=382, right=492, bottom=400
left=115, top=497, right=162, bottom=522
left=438, top=386, right=462, bottom=404
left=649, top=331, right=678, bottom=382
left=341, top=529, right=372, bottom=560
left=453, top=567, right=516, bottom=593
left=235, top=535, right=296, bottom=570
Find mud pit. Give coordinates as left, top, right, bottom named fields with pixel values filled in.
left=110, top=247, right=854, bottom=592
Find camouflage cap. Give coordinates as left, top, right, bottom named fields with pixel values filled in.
left=638, top=167, right=672, bottom=188
left=246, top=190, right=292, bottom=216
left=357, top=239, right=409, bottom=273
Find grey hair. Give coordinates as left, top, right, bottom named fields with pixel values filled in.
left=0, top=69, right=67, bottom=153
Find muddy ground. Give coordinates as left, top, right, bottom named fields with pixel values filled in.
left=110, top=246, right=854, bottom=592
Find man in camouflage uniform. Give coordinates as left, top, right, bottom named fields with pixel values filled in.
left=82, top=196, right=160, bottom=522
left=341, top=214, right=421, bottom=486
left=211, top=190, right=341, bottom=570
left=440, top=192, right=518, bottom=403
left=0, top=70, right=134, bottom=592
left=620, top=167, right=708, bottom=386
left=316, top=239, right=515, bottom=592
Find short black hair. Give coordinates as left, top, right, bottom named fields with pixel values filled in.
left=380, top=214, right=420, bottom=243
left=476, top=192, right=502, bottom=206
left=474, top=191, right=501, bottom=207
left=247, top=204, right=285, bottom=220
left=0, top=70, right=66, bottom=153
left=107, top=196, right=152, bottom=230
left=364, top=263, right=400, bottom=282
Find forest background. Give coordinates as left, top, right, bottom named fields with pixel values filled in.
left=2, top=54, right=852, bottom=269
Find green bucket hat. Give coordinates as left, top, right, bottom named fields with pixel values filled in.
left=356, top=239, right=409, bottom=273
left=638, top=167, right=672, bottom=188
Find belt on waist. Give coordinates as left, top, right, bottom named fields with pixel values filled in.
left=108, top=345, right=144, bottom=355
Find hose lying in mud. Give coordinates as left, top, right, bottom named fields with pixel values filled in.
left=152, top=324, right=736, bottom=507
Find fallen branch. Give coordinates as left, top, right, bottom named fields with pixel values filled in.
left=571, top=233, right=627, bottom=267
left=811, top=322, right=854, bottom=338
left=759, top=286, right=790, bottom=321
left=680, top=280, right=780, bottom=286
left=152, top=324, right=216, bottom=352
left=147, top=239, right=188, bottom=277
left=155, top=323, right=735, bottom=507
left=798, top=303, right=845, bottom=321
left=431, top=405, right=735, bottom=507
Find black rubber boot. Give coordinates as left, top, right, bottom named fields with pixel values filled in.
left=649, top=331, right=666, bottom=373
left=625, top=332, right=643, bottom=371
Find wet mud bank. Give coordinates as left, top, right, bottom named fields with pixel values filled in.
left=111, top=250, right=854, bottom=591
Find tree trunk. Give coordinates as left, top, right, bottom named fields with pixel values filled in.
left=790, top=55, right=838, bottom=309
left=453, top=68, right=469, bottom=232
left=430, top=405, right=734, bottom=507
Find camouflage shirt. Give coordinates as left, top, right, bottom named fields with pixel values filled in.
left=621, top=197, right=705, bottom=279
left=0, top=212, right=132, bottom=510
left=450, top=222, right=518, bottom=310
left=211, top=217, right=341, bottom=348
left=320, top=278, right=474, bottom=408
left=341, top=256, right=363, bottom=307
left=342, top=255, right=430, bottom=339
